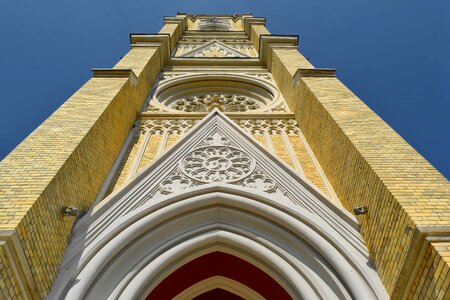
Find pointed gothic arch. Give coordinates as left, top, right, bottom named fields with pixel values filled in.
left=50, top=185, right=386, bottom=299
left=48, top=111, right=387, bottom=299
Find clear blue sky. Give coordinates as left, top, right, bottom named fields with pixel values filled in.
left=0, top=1, right=449, bottom=179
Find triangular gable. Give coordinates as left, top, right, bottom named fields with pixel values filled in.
left=66, top=111, right=364, bottom=257
left=179, top=41, right=248, bottom=58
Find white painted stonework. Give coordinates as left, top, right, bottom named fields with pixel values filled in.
left=48, top=111, right=388, bottom=299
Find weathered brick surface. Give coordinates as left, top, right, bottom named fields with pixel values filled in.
left=0, top=247, right=20, bottom=299
left=409, top=242, right=450, bottom=299
left=271, top=47, right=450, bottom=297
left=0, top=47, right=160, bottom=297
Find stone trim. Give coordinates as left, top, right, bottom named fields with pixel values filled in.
left=130, top=34, right=171, bottom=68
left=91, top=68, right=138, bottom=86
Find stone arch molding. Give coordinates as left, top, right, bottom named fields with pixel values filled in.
left=48, top=111, right=388, bottom=299
left=146, top=73, right=288, bottom=113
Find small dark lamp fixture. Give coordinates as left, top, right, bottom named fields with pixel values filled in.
left=353, top=206, right=368, bottom=216
left=62, top=207, right=78, bottom=216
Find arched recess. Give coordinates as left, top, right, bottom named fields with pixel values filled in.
left=51, top=185, right=388, bottom=300
left=172, top=276, right=264, bottom=300
left=150, top=253, right=283, bottom=299
left=148, top=73, right=284, bottom=113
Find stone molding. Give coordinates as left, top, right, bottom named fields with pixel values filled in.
left=243, top=17, right=266, bottom=38
left=293, top=68, right=337, bottom=86
left=146, top=72, right=286, bottom=113
left=50, top=187, right=387, bottom=299
left=130, top=34, right=171, bottom=68
left=163, top=16, right=186, bottom=35
left=259, top=35, right=298, bottom=68
left=91, top=68, right=138, bottom=86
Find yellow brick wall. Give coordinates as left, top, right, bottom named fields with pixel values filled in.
left=106, top=131, right=141, bottom=194
left=159, top=23, right=181, bottom=51
left=0, top=247, right=20, bottom=299
left=138, top=135, right=162, bottom=171
left=288, top=134, right=327, bottom=192
left=250, top=24, right=270, bottom=52
left=270, top=47, right=450, bottom=297
left=408, top=242, right=450, bottom=299
left=0, top=47, right=161, bottom=298
left=271, top=135, right=295, bottom=168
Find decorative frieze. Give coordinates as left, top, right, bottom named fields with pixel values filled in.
left=170, top=93, right=263, bottom=112
left=236, top=119, right=299, bottom=135
left=197, top=18, right=232, bottom=31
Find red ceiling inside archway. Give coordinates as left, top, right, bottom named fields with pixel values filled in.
left=146, top=251, right=292, bottom=300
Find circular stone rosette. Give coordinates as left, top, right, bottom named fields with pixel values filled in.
left=180, top=146, right=255, bottom=183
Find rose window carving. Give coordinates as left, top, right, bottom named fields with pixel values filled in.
left=169, top=93, right=263, bottom=112
left=180, top=146, right=255, bottom=183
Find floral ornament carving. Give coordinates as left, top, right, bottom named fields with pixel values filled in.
left=160, top=173, right=192, bottom=194
left=158, top=73, right=184, bottom=81
left=270, top=102, right=289, bottom=112
left=180, top=146, right=255, bottom=183
left=170, top=93, right=263, bottom=112
left=243, top=170, right=277, bottom=193
left=139, top=119, right=197, bottom=135
left=179, top=41, right=247, bottom=58
left=245, top=73, right=272, bottom=81
left=145, top=104, right=163, bottom=112
left=236, top=119, right=300, bottom=135
left=200, top=132, right=233, bottom=147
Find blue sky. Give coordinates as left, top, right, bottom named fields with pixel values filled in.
left=0, top=1, right=449, bottom=179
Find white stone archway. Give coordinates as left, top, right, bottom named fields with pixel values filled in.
left=49, top=185, right=387, bottom=299
left=48, top=111, right=388, bottom=299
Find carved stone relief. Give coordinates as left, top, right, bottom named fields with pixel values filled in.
left=236, top=119, right=300, bottom=135
left=197, top=18, right=232, bottom=31
left=169, top=93, right=263, bottom=112
left=179, top=41, right=247, bottom=58
left=139, top=119, right=198, bottom=135
left=141, top=130, right=290, bottom=203
left=180, top=145, right=255, bottom=183
left=146, top=72, right=289, bottom=113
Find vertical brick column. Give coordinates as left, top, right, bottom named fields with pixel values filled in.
left=160, top=15, right=186, bottom=51
left=244, top=17, right=269, bottom=52
left=0, top=45, right=162, bottom=298
left=270, top=47, right=450, bottom=298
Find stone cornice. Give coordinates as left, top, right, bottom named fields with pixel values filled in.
left=130, top=33, right=171, bottom=68
left=138, top=112, right=296, bottom=120
left=258, top=35, right=298, bottom=68
left=243, top=17, right=266, bottom=38
left=164, top=16, right=186, bottom=31
left=91, top=68, right=138, bottom=86
left=293, top=68, right=337, bottom=86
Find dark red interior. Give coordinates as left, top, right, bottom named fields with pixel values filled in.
left=146, top=251, right=292, bottom=300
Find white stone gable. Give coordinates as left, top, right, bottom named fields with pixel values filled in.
left=48, top=110, right=388, bottom=299
left=63, top=111, right=363, bottom=258
left=179, top=41, right=248, bottom=58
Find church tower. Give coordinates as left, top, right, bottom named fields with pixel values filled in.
left=0, top=13, right=449, bottom=299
